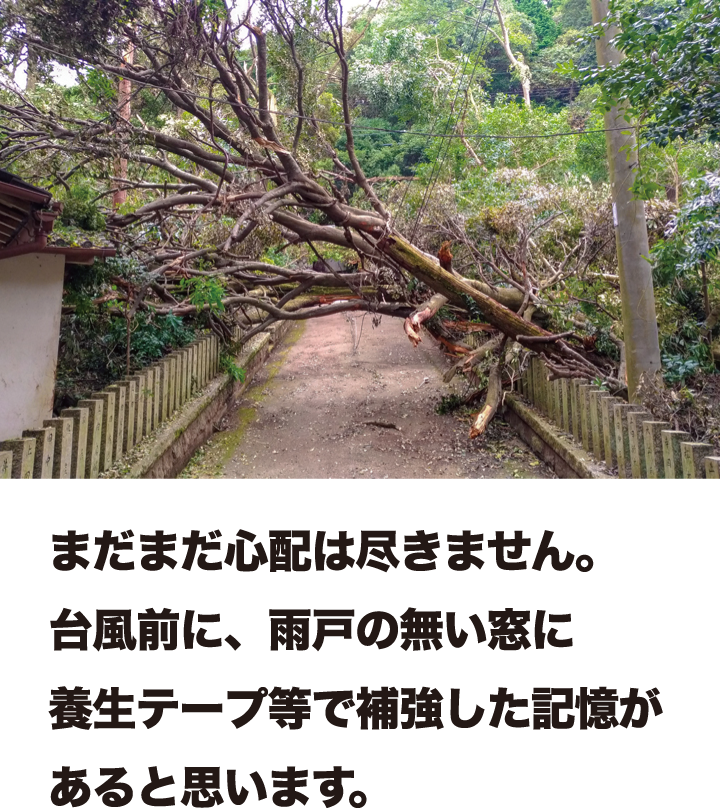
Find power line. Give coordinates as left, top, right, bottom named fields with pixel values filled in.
left=410, top=0, right=487, bottom=240
left=4, top=34, right=630, bottom=142
left=395, top=0, right=490, bottom=222
left=412, top=0, right=506, bottom=238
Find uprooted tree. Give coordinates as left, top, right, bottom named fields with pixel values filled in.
left=1, top=0, right=632, bottom=435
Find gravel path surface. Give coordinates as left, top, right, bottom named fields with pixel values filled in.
left=182, top=313, right=553, bottom=479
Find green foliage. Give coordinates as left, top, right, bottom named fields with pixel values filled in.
left=573, top=127, right=608, bottom=183
left=530, top=28, right=596, bottom=106
left=373, top=0, right=488, bottom=53
left=199, top=0, right=228, bottom=22
left=513, top=0, right=560, bottom=50
left=59, top=183, right=105, bottom=231
left=25, top=0, right=145, bottom=59
left=348, top=4, right=491, bottom=128
left=435, top=393, right=465, bottom=414
left=107, top=312, right=196, bottom=366
left=657, top=174, right=720, bottom=279
left=313, top=92, right=343, bottom=142
left=594, top=328, right=621, bottom=362
left=574, top=0, right=720, bottom=146
left=104, top=255, right=150, bottom=284
left=350, top=28, right=432, bottom=121
left=553, top=0, right=592, bottom=32
left=438, top=305, right=456, bottom=321
left=260, top=246, right=291, bottom=267
left=62, top=259, right=115, bottom=315
left=661, top=338, right=713, bottom=385
left=135, top=87, right=176, bottom=129
left=460, top=293, right=486, bottom=324
left=84, top=68, right=116, bottom=102
left=178, top=276, right=227, bottom=312
left=651, top=173, right=720, bottom=382
left=337, top=119, right=426, bottom=178
left=54, top=256, right=198, bottom=408
left=220, top=354, right=247, bottom=382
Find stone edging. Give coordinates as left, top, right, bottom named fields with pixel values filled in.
left=111, top=322, right=290, bottom=478
left=508, top=356, right=720, bottom=479
left=503, top=394, right=611, bottom=479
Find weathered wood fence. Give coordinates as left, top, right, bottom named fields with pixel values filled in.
left=516, top=356, right=720, bottom=479
left=4, top=331, right=718, bottom=479
left=0, top=333, right=220, bottom=478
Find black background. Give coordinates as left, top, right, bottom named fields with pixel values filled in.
left=46, top=524, right=668, bottom=808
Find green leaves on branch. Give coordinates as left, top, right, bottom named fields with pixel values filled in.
left=25, top=0, right=145, bottom=59
left=178, top=276, right=227, bottom=313
left=84, top=68, right=117, bottom=102
left=219, top=354, right=246, bottom=383
left=567, top=0, right=720, bottom=146
left=58, top=183, right=106, bottom=231
left=652, top=173, right=720, bottom=382
left=513, top=0, right=560, bottom=50
left=654, top=174, right=720, bottom=294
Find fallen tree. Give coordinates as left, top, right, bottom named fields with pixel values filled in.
left=0, top=0, right=627, bottom=435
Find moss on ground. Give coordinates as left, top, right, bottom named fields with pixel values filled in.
left=179, top=322, right=305, bottom=478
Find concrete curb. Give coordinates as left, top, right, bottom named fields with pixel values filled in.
left=503, top=394, right=613, bottom=480
left=104, top=322, right=291, bottom=479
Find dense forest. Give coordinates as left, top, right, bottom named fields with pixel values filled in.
left=1, top=0, right=718, bottom=442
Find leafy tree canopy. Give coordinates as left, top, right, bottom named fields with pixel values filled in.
left=513, top=0, right=559, bottom=50
left=582, top=0, right=720, bottom=146
left=24, top=0, right=144, bottom=58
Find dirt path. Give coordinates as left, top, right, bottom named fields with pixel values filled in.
left=181, top=313, right=554, bottom=479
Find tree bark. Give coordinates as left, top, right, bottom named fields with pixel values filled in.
left=444, top=334, right=504, bottom=382
left=404, top=293, right=447, bottom=347
left=378, top=233, right=547, bottom=341
left=492, top=1, right=531, bottom=110
left=469, top=361, right=503, bottom=438
left=113, top=42, right=134, bottom=209
left=591, top=0, right=662, bottom=401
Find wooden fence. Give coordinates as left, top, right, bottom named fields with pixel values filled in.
left=0, top=333, right=220, bottom=478
left=518, top=356, right=720, bottom=479
left=4, top=334, right=718, bottom=479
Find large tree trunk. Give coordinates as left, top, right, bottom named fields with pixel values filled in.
left=591, top=0, right=661, bottom=401
left=373, top=231, right=615, bottom=387
left=113, top=42, right=134, bottom=209
left=378, top=233, right=546, bottom=341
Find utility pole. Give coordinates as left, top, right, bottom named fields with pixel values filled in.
left=590, top=0, right=661, bottom=401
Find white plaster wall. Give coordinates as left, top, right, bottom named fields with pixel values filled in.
left=0, top=253, right=65, bottom=441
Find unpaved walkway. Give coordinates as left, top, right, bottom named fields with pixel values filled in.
left=181, top=314, right=553, bottom=479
